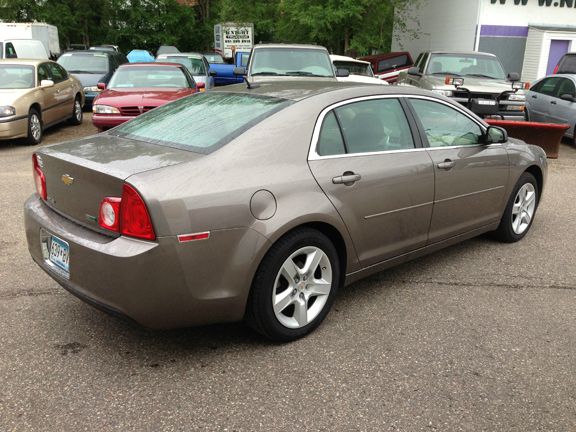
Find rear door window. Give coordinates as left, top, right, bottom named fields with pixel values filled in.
left=555, top=77, right=576, bottom=98
left=532, top=77, right=560, bottom=96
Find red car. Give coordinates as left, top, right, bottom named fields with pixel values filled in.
left=92, top=62, right=197, bottom=130
left=358, top=51, right=414, bottom=84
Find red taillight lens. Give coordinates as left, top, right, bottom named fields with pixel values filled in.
left=120, top=183, right=156, bottom=240
left=98, top=183, right=156, bottom=241
left=32, top=153, right=47, bottom=200
left=553, top=64, right=559, bottom=74
left=98, top=197, right=121, bottom=231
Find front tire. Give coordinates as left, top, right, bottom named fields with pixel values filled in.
left=69, top=95, right=83, bottom=125
left=493, top=172, right=539, bottom=243
left=25, top=109, right=42, bottom=146
left=246, top=228, right=341, bottom=342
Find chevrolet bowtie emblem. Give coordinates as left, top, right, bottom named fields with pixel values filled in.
left=61, top=174, right=74, bottom=186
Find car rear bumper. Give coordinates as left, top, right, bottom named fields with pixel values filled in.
left=92, top=114, right=131, bottom=129
left=0, top=116, right=28, bottom=140
left=24, top=195, right=269, bottom=329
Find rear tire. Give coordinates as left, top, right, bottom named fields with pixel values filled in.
left=69, top=95, right=83, bottom=125
left=246, top=228, right=340, bottom=342
left=493, top=172, right=539, bottom=243
left=25, top=109, right=42, bottom=146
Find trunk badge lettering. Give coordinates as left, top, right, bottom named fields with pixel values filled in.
left=61, top=174, right=74, bottom=186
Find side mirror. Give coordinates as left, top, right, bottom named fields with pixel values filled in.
left=484, top=126, right=508, bottom=144
left=40, top=79, right=54, bottom=88
left=335, top=68, right=350, bottom=78
left=97, top=82, right=106, bottom=90
left=209, top=70, right=217, bottom=77
left=233, top=66, right=246, bottom=76
left=196, top=81, right=206, bottom=92
left=407, top=67, right=422, bottom=77
left=507, top=72, right=520, bottom=82
left=560, top=93, right=575, bottom=102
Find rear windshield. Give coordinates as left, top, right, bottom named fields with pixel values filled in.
left=378, top=55, right=411, bottom=72
left=333, top=61, right=373, bottom=77
left=558, top=54, right=576, bottom=73
left=111, top=92, right=291, bottom=153
left=58, top=52, right=109, bottom=74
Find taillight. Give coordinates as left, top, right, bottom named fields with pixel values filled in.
left=553, top=64, right=559, bottom=74
left=32, top=153, right=47, bottom=200
left=98, top=197, right=121, bottom=231
left=98, top=183, right=156, bottom=241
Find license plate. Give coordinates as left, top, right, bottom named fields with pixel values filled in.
left=477, top=100, right=497, bottom=106
left=49, top=235, right=70, bottom=273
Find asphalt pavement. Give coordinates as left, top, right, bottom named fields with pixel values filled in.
left=0, top=115, right=575, bottom=431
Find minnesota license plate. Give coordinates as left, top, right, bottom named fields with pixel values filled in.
left=49, top=235, right=70, bottom=274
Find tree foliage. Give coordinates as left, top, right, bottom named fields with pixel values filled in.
left=0, top=0, right=420, bottom=55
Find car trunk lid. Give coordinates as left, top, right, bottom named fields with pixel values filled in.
left=37, top=133, right=201, bottom=233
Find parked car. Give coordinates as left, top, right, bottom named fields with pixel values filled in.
left=553, top=52, right=576, bottom=74
left=57, top=50, right=127, bottom=109
left=206, top=50, right=249, bottom=86
left=24, top=82, right=547, bottom=341
left=234, top=43, right=347, bottom=83
left=156, top=45, right=179, bottom=56
left=0, top=59, right=83, bottom=145
left=330, top=55, right=388, bottom=85
left=155, top=52, right=215, bottom=90
left=91, top=62, right=197, bottom=130
left=526, top=74, right=576, bottom=144
left=89, top=45, right=119, bottom=53
left=397, top=51, right=526, bottom=119
left=359, top=51, right=413, bottom=83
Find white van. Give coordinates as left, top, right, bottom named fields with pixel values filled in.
left=0, top=39, right=49, bottom=59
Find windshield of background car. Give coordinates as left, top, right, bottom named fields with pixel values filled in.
left=111, top=93, right=291, bottom=153
left=558, top=55, right=576, bottom=73
left=58, top=52, right=109, bottom=74
left=251, top=48, right=335, bottom=78
left=108, top=66, right=190, bottom=89
left=378, top=54, right=411, bottom=72
left=333, top=61, right=373, bottom=77
left=0, top=65, right=35, bottom=89
left=204, top=53, right=224, bottom=63
left=161, top=57, right=206, bottom=74
left=427, top=54, right=506, bottom=79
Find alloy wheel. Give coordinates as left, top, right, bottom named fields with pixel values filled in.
left=30, top=114, right=41, bottom=141
left=272, top=246, right=332, bottom=329
left=511, top=183, right=536, bottom=235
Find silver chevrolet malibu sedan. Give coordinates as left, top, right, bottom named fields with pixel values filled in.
left=25, top=82, right=547, bottom=341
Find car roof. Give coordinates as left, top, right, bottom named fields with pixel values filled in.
left=59, top=50, right=114, bottom=56
left=0, top=58, right=47, bottom=66
left=119, top=62, right=185, bottom=68
left=211, top=80, right=444, bottom=102
left=428, top=51, right=498, bottom=58
left=330, top=54, right=370, bottom=65
left=253, top=43, right=328, bottom=51
left=157, top=52, right=204, bottom=59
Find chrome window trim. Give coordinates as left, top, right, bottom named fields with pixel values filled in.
left=308, top=94, right=496, bottom=161
left=308, top=94, right=423, bottom=161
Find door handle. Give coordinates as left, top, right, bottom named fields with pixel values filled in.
left=332, top=172, right=361, bottom=185
left=551, top=100, right=557, bottom=105
left=531, top=95, right=537, bottom=99
left=437, top=159, right=455, bottom=170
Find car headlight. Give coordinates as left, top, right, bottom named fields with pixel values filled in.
left=0, top=106, right=16, bottom=118
left=83, top=86, right=101, bottom=93
left=432, top=89, right=453, bottom=97
left=93, top=105, right=120, bottom=114
left=507, top=93, right=526, bottom=101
